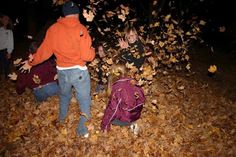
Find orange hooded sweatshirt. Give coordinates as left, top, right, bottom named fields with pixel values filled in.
left=29, top=16, right=95, bottom=67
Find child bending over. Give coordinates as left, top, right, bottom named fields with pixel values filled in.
left=101, top=63, right=145, bottom=135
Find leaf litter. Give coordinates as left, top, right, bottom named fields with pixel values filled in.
left=0, top=70, right=235, bottom=156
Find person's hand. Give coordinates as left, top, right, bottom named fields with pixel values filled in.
left=20, top=60, right=32, bottom=73
left=118, top=38, right=129, bottom=49
left=28, top=53, right=34, bottom=62
left=6, top=53, right=11, bottom=59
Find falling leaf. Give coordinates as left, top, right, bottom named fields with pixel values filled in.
left=177, top=85, right=185, bottom=90
left=210, top=46, right=214, bottom=52
left=83, top=9, right=95, bottom=22
left=13, top=58, right=22, bottom=65
left=8, top=72, right=17, bottom=80
left=103, top=28, right=111, bottom=32
left=159, top=41, right=165, bottom=47
left=106, top=11, right=116, bottom=18
left=118, top=14, right=126, bottom=22
left=199, top=20, right=206, bottom=25
left=152, top=11, right=157, bottom=16
left=106, top=58, right=113, bottom=65
left=164, top=14, right=171, bottom=22
left=185, top=55, right=190, bottom=61
left=97, top=27, right=105, bottom=35
left=120, top=4, right=129, bottom=15
left=186, top=32, right=191, bottom=36
left=33, top=75, right=41, bottom=84
left=153, top=0, right=158, bottom=5
left=60, top=127, right=68, bottom=135
left=208, top=65, right=217, bottom=73
left=151, top=99, right=157, bottom=104
left=129, top=18, right=137, bottom=22
left=170, top=55, right=178, bottom=63
left=27, top=35, right=33, bottom=39
left=186, top=63, right=191, bottom=70
left=80, top=112, right=89, bottom=120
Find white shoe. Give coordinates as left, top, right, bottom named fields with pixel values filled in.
left=83, top=133, right=89, bottom=138
left=130, top=123, right=139, bottom=135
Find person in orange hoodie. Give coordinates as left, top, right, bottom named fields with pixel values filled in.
left=21, top=1, right=95, bottom=138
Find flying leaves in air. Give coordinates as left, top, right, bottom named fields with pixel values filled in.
left=13, top=58, right=22, bottom=66
left=83, top=9, right=95, bottom=22
left=118, top=5, right=129, bottom=22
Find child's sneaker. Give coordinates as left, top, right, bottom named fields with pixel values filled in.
left=95, top=84, right=104, bottom=93
left=83, top=133, right=89, bottom=138
left=130, top=123, right=139, bottom=135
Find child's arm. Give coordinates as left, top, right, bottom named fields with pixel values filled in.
left=106, top=75, right=113, bottom=97
left=79, top=28, right=95, bottom=62
left=16, top=73, right=28, bottom=95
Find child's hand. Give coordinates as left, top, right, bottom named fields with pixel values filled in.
left=19, top=60, right=32, bottom=73
left=118, top=38, right=129, bottom=49
left=28, top=53, right=34, bottom=62
left=6, top=53, right=11, bottom=59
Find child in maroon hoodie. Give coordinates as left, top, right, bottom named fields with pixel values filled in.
left=16, top=42, right=59, bottom=102
left=101, top=63, right=145, bottom=135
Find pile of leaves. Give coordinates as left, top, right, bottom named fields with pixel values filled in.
left=0, top=70, right=235, bottom=156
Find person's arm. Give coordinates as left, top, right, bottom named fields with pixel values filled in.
left=79, top=28, right=95, bottom=62
left=16, top=73, right=28, bottom=95
left=29, top=28, right=54, bottom=66
left=120, top=49, right=134, bottom=63
left=6, top=30, right=14, bottom=59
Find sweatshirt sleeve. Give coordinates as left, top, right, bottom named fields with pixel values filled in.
left=79, top=28, right=95, bottom=62
left=29, top=28, right=54, bottom=66
left=7, top=30, right=14, bottom=54
left=16, top=73, right=28, bottom=95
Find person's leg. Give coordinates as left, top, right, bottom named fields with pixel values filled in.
left=112, top=119, right=139, bottom=135
left=57, top=70, right=72, bottom=122
left=33, top=82, right=59, bottom=102
left=111, top=119, right=132, bottom=126
left=33, top=88, right=46, bottom=102
left=72, top=69, right=91, bottom=136
left=3, top=51, right=10, bottom=79
left=44, top=82, right=60, bottom=97
left=0, top=52, right=4, bottom=80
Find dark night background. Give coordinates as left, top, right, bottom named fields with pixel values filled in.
left=1, top=0, right=236, bottom=45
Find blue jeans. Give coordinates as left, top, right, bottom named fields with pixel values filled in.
left=33, top=82, right=59, bottom=102
left=112, top=119, right=132, bottom=126
left=57, top=68, right=91, bottom=136
left=0, top=49, right=10, bottom=79
left=95, top=84, right=104, bottom=93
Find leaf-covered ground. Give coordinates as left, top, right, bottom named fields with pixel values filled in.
left=1, top=45, right=236, bottom=156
